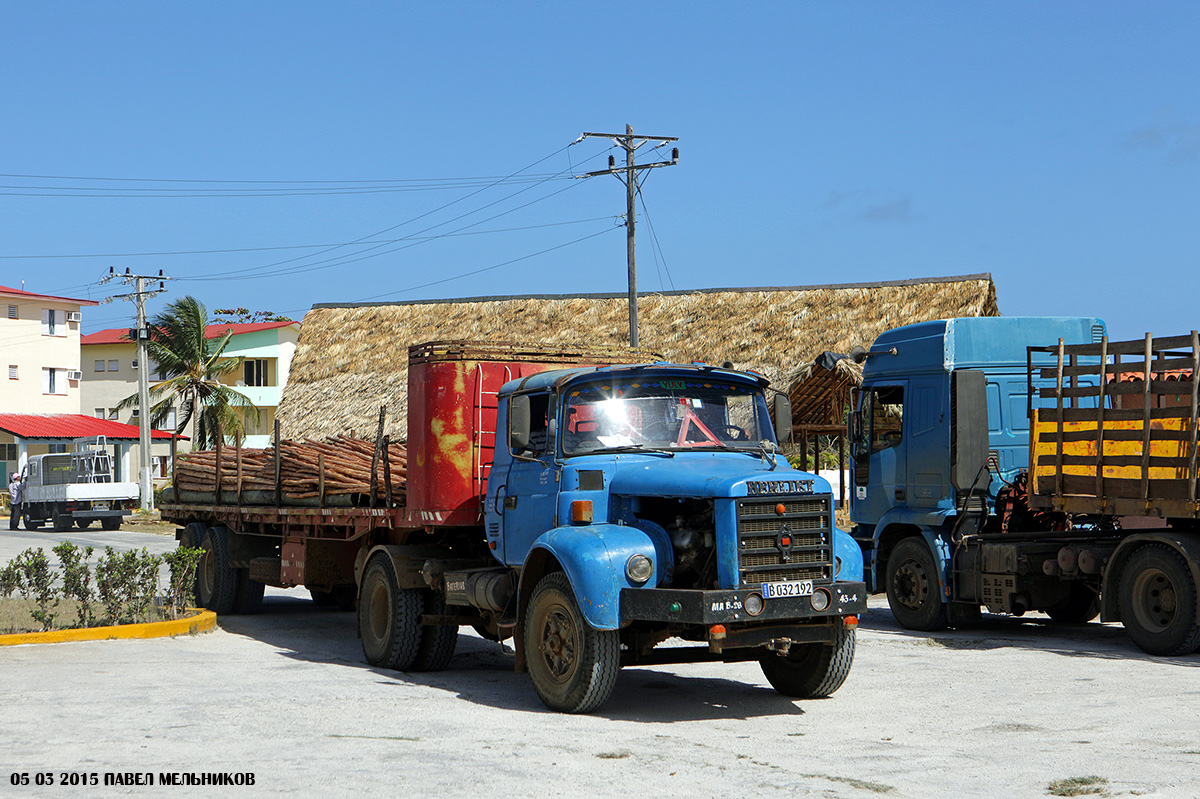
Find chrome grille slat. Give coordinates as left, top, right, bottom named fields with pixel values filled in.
left=736, top=493, right=834, bottom=588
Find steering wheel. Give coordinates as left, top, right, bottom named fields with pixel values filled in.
left=723, top=425, right=748, bottom=441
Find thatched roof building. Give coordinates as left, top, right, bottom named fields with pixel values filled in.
left=278, top=273, right=998, bottom=440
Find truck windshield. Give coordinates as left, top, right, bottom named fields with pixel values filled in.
left=561, top=376, right=775, bottom=455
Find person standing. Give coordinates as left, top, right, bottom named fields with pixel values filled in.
left=8, top=472, right=23, bottom=530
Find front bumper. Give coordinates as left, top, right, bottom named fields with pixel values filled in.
left=619, top=580, right=867, bottom=626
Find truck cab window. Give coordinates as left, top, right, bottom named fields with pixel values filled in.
left=870, top=386, right=904, bottom=453
left=515, top=392, right=552, bottom=458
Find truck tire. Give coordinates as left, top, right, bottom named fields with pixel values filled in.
left=310, top=586, right=356, bottom=611
left=52, top=513, right=72, bottom=532
left=1118, top=544, right=1200, bottom=656
left=75, top=518, right=93, bottom=530
left=885, top=536, right=948, bottom=631
left=524, top=572, right=620, bottom=714
left=759, top=623, right=856, bottom=698
left=232, top=570, right=265, bottom=614
left=196, top=525, right=237, bottom=614
left=1046, top=583, right=1100, bottom=624
left=359, top=553, right=424, bottom=670
left=411, top=592, right=458, bottom=672
left=180, top=522, right=207, bottom=549
left=23, top=514, right=42, bottom=530
left=101, top=516, right=121, bottom=531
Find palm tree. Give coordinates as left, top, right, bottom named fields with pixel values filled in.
left=115, top=296, right=259, bottom=449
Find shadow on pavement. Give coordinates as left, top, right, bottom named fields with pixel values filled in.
left=215, top=594, right=818, bottom=721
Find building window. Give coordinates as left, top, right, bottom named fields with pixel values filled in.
left=244, top=358, right=270, bottom=387
left=48, top=443, right=69, bottom=454
left=42, top=309, right=65, bottom=337
left=154, top=408, right=177, bottom=432
left=43, top=368, right=65, bottom=395
left=132, top=360, right=139, bottom=370
left=108, top=360, right=119, bottom=372
left=7, top=365, right=16, bottom=380
left=94, top=360, right=106, bottom=372
left=95, top=408, right=106, bottom=418
left=107, top=409, right=118, bottom=420
left=150, top=361, right=170, bottom=381
left=7, top=305, right=16, bottom=320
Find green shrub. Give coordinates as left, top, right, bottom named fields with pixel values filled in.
left=8, top=548, right=60, bottom=631
left=162, top=546, right=204, bottom=619
left=52, top=541, right=96, bottom=628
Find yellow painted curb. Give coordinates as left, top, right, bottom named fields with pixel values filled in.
left=0, top=609, right=217, bottom=646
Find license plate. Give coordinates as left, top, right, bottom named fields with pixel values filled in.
left=761, top=580, right=814, bottom=599
left=94, top=501, right=110, bottom=510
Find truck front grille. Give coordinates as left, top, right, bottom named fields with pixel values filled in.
left=736, top=494, right=833, bottom=587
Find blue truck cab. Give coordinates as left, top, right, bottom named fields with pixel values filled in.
left=485, top=362, right=866, bottom=711
left=849, top=316, right=1105, bottom=628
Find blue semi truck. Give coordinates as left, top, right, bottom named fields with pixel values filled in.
left=163, top=342, right=867, bottom=713
left=849, top=317, right=1200, bottom=656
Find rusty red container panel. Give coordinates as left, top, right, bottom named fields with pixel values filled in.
left=406, top=342, right=650, bottom=526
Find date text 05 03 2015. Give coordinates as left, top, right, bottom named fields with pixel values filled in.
left=9, top=772, right=257, bottom=787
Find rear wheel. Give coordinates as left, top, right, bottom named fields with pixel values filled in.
left=358, top=554, right=424, bottom=670
left=196, top=525, right=237, bottom=614
left=232, top=570, right=265, bottom=614
left=75, top=518, right=93, bottom=530
left=412, top=592, right=458, bottom=672
left=52, top=513, right=72, bottom=532
left=1046, top=583, right=1100, bottom=624
left=885, top=536, right=948, bottom=631
left=760, top=623, right=856, bottom=698
left=524, top=572, right=620, bottom=714
left=1119, top=545, right=1200, bottom=656
left=101, top=516, right=121, bottom=531
left=310, top=586, right=356, bottom=611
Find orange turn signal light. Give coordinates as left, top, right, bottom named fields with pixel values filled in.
left=842, top=615, right=859, bottom=627
left=775, top=503, right=786, bottom=516
left=570, top=500, right=593, bottom=524
left=709, top=624, right=727, bottom=639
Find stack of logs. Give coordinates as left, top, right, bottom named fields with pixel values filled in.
left=173, top=434, right=407, bottom=504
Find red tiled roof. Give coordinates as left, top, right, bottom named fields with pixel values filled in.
left=0, top=414, right=181, bottom=441
left=81, top=320, right=296, bottom=345
left=0, top=284, right=99, bottom=306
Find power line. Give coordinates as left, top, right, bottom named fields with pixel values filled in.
left=2, top=217, right=619, bottom=260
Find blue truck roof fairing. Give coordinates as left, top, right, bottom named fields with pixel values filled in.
left=865, top=317, right=1106, bottom=378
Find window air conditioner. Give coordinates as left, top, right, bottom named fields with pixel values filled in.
left=66, top=312, right=82, bottom=323
left=67, top=370, right=83, bottom=381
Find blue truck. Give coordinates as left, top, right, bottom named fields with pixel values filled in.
left=162, top=341, right=867, bottom=713
left=849, top=317, right=1200, bottom=656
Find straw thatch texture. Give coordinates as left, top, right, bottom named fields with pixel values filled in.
left=278, top=274, right=997, bottom=440
left=789, top=354, right=864, bottom=429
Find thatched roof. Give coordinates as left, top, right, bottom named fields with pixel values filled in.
left=278, top=273, right=998, bottom=440
left=789, top=352, right=864, bottom=429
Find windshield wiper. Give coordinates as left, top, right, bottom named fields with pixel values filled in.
left=580, top=444, right=675, bottom=458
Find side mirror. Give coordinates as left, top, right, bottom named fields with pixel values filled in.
left=772, top=393, right=792, bottom=443
left=850, top=345, right=869, bottom=364
left=509, top=395, right=531, bottom=452
left=848, top=409, right=863, bottom=450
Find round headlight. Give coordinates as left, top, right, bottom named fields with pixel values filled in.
left=625, top=554, right=653, bottom=584
left=810, top=589, right=831, bottom=612
left=744, top=592, right=764, bottom=616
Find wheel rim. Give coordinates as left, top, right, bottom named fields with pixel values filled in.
left=1129, top=567, right=1178, bottom=633
left=536, top=601, right=579, bottom=685
left=368, top=579, right=391, bottom=644
left=894, top=558, right=930, bottom=610
left=200, top=547, right=215, bottom=602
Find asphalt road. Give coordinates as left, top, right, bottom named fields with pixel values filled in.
left=1, top=525, right=1198, bottom=798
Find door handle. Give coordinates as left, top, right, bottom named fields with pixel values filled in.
left=504, top=496, right=518, bottom=510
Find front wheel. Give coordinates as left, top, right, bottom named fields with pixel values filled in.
left=1118, top=545, right=1200, bottom=656
left=885, top=536, right=948, bottom=631
left=760, top=623, right=856, bottom=698
left=524, top=572, right=620, bottom=714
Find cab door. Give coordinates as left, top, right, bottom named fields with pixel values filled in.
left=851, top=383, right=908, bottom=524
left=498, top=390, right=560, bottom=565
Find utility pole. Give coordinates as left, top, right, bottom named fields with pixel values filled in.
left=100, top=268, right=171, bottom=512
left=577, top=125, right=678, bottom=348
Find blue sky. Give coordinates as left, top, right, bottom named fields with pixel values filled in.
left=2, top=2, right=1197, bottom=343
